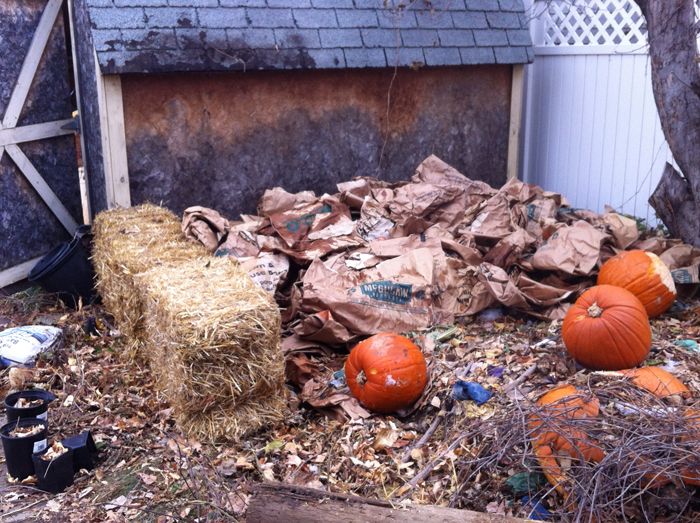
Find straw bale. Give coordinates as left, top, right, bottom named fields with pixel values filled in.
left=137, top=256, right=286, bottom=442
left=92, top=204, right=207, bottom=357
left=176, top=395, right=288, bottom=443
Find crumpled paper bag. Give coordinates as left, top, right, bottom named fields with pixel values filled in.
left=182, top=206, right=229, bottom=253
left=530, top=220, right=611, bottom=276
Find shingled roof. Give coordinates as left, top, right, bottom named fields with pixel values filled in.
left=87, top=0, right=533, bottom=74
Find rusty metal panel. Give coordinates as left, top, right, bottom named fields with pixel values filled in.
left=121, top=65, right=511, bottom=218
left=0, top=0, right=80, bottom=271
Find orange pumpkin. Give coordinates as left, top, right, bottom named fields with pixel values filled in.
left=345, top=333, right=427, bottom=413
left=679, top=410, right=700, bottom=486
left=529, top=385, right=600, bottom=431
left=622, top=367, right=690, bottom=398
left=562, top=285, right=651, bottom=371
left=531, top=385, right=605, bottom=496
left=597, top=250, right=676, bottom=318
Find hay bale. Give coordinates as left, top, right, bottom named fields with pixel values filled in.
left=92, top=204, right=207, bottom=357
left=137, top=257, right=286, bottom=442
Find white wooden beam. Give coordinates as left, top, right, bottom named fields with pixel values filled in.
left=95, top=53, right=130, bottom=208
left=534, top=45, right=648, bottom=56
left=0, top=119, right=74, bottom=147
left=2, top=0, right=64, bottom=129
left=507, top=64, right=525, bottom=181
left=5, top=144, right=78, bottom=233
left=0, top=256, right=44, bottom=288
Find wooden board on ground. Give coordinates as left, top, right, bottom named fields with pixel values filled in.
left=247, top=482, right=533, bottom=523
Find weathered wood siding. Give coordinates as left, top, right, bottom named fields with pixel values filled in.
left=0, top=0, right=80, bottom=271
left=121, top=65, right=512, bottom=219
left=71, top=0, right=107, bottom=214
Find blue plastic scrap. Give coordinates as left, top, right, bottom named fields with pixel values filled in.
left=453, top=381, right=493, bottom=404
left=329, top=369, right=347, bottom=389
left=675, top=340, right=699, bottom=353
left=521, top=496, right=552, bottom=521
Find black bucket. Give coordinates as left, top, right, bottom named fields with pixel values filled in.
left=28, top=225, right=96, bottom=309
left=5, top=390, right=58, bottom=423
left=62, top=430, right=98, bottom=472
left=0, top=418, right=48, bottom=480
left=32, top=446, right=75, bottom=494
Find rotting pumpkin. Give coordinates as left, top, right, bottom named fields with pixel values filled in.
left=345, top=333, right=428, bottom=414
left=530, top=385, right=605, bottom=496
left=597, top=250, right=676, bottom=318
left=562, top=285, right=651, bottom=371
left=622, top=367, right=690, bottom=398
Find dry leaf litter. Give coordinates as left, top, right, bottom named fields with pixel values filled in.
left=0, top=157, right=699, bottom=523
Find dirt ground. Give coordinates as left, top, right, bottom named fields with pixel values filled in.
left=1, top=287, right=699, bottom=523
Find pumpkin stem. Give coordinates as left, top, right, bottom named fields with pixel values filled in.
left=587, top=301, right=604, bottom=318
left=356, top=369, right=367, bottom=387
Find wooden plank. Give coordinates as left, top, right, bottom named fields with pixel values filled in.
left=2, top=0, right=64, bottom=129
left=5, top=144, right=78, bottom=233
left=66, top=0, right=92, bottom=222
left=507, top=64, right=524, bottom=180
left=95, top=51, right=130, bottom=209
left=0, top=119, right=73, bottom=147
left=103, top=75, right=131, bottom=208
left=248, top=483, right=533, bottom=523
left=0, top=256, right=43, bottom=288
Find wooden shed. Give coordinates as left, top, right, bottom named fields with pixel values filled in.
left=0, top=0, right=533, bottom=286
left=71, top=0, right=533, bottom=218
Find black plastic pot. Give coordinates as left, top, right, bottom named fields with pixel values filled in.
left=5, top=389, right=58, bottom=423
left=62, top=430, right=98, bottom=472
left=0, top=418, right=48, bottom=480
left=32, top=446, right=75, bottom=494
left=28, top=225, right=96, bottom=309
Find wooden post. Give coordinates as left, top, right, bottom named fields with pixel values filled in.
left=247, top=483, right=532, bottom=523
left=67, top=0, right=91, bottom=224
left=507, top=64, right=525, bottom=181
left=95, top=52, right=131, bottom=209
left=0, top=256, right=44, bottom=288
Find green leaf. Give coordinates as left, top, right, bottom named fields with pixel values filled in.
left=264, top=440, right=285, bottom=453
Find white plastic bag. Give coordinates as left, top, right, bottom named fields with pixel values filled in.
left=0, top=326, right=62, bottom=366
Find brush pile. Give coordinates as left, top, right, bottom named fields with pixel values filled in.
left=92, top=204, right=286, bottom=442
left=415, top=375, right=700, bottom=523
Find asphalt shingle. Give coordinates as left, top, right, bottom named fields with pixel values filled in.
left=292, top=8, right=338, bottom=28
left=86, top=0, right=532, bottom=73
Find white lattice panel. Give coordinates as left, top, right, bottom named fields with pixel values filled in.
left=542, top=0, right=646, bottom=47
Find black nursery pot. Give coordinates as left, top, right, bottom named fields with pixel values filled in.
left=5, top=389, right=58, bottom=423
left=0, top=418, right=48, bottom=480
left=32, top=446, right=75, bottom=494
left=62, top=431, right=98, bottom=472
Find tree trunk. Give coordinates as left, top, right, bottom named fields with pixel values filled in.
left=648, top=163, right=700, bottom=245
left=636, top=0, right=700, bottom=246
left=247, top=482, right=532, bottom=523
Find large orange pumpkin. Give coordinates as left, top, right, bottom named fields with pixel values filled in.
left=562, top=285, right=651, bottom=371
left=622, top=367, right=690, bottom=398
left=345, top=333, right=427, bottom=413
left=597, top=250, right=676, bottom=318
